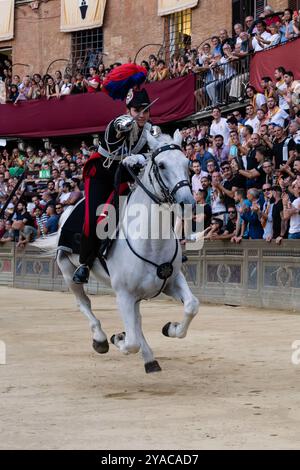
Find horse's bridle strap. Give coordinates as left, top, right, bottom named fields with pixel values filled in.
left=152, top=144, right=182, bottom=161
left=170, top=180, right=191, bottom=198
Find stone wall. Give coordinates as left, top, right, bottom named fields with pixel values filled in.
left=1, top=240, right=299, bottom=312
left=1, top=1, right=289, bottom=75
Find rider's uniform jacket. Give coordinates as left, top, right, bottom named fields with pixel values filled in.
left=80, top=118, right=152, bottom=266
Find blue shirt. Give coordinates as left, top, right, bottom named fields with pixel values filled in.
left=241, top=202, right=264, bottom=240
left=46, top=215, right=59, bottom=234
left=195, top=152, right=219, bottom=172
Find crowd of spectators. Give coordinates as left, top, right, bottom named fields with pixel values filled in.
left=1, top=5, right=300, bottom=106
left=1, top=5, right=300, bottom=246
left=0, top=143, right=89, bottom=247
left=180, top=64, right=300, bottom=242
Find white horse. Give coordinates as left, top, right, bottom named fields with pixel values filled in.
left=34, top=131, right=199, bottom=373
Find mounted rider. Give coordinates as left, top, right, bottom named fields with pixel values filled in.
left=73, top=65, right=156, bottom=284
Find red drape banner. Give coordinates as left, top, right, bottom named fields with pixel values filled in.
left=0, top=75, right=195, bottom=138
left=250, top=38, right=300, bottom=92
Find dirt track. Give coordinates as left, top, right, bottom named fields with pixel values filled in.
left=1, top=286, right=300, bottom=450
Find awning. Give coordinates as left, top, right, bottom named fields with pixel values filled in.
left=158, top=0, right=198, bottom=16
left=0, top=0, right=14, bottom=41
left=250, top=38, right=300, bottom=91
left=0, top=75, right=195, bottom=138
left=61, top=0, right=106, bottom=33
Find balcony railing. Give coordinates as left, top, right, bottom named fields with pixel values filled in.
left=194, top=55, right=250, bottom=113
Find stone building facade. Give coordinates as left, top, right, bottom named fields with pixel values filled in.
left=0, top=0, right=292, bottom=77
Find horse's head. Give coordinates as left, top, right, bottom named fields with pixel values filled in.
left=146, top=129, right=195, bottom=207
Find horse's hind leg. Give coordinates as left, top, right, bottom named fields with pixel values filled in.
left=163, top=271, right=199, bottom=339
left=57, top=250, right=109, bottom=354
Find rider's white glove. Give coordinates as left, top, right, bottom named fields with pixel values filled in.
left=122, top=154, right=147, bottom=168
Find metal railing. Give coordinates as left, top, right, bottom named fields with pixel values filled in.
left=194, top=55, right=250, bottom=112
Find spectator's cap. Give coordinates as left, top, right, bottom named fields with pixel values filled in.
left=126, top=88, right=151, bottom=110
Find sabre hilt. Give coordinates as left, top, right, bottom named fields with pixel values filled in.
left=114, top=115, right=135, bottom=134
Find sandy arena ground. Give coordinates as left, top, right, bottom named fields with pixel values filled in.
left=0, top=286, right=300, bottom=450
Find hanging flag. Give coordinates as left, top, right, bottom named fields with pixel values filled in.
left=158, top=0, right=198, bottom=16
left=61, top=0, right=107, bottom=32
left=0, top=0, right=14, bottom=41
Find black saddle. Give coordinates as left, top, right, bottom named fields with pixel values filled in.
left=58, top=199, right=111, bottom=274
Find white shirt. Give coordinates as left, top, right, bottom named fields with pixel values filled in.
left=255, top=93, right=267, bottom=109
left=210, top=118, right=230, bottom=145
left=60, top=83, right=72, bottom=96
left=289, top=198, right=300, bottom=234
left=252, top=31, right=272, bottom=52
left=192, top=171, right=208, bottom=193
left=276, top=81, right=289, bottom=111
left=59, top=192, right=71, bottom=204
left=245, top=116, right=260, bottom=133
left=219, top=57, right=236, bottom=79
left=269, top=34, right=281, bottom=47
left=267, top=108, right=289, bottom=127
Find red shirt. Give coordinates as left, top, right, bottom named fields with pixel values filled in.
left=265, top=15, right=282, bottom=27
left=87, top=75, right=101, bottom=93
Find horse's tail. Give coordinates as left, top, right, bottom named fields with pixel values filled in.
left=31, top=206, right=74, bottom=257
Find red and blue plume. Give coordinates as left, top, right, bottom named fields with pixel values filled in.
left=103, top=63, right=147, bottom=100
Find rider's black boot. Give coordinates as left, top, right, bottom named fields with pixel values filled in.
left=73, top=265, right=90, bottom=284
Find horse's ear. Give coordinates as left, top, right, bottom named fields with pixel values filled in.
left=146, top=131, right=160, bottom=151
left=173, top=129, right=183, bottom=147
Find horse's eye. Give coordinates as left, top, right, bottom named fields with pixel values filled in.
left=158, top=163, right=165, bottom=170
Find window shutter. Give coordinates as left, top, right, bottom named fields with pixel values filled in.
left=289, top=0, right=300, bottom=10
left=255, top=0, right=266, bottom=18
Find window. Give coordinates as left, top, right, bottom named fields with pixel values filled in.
left=289, top=0, right=300, bottom=10
left=164, top=9, right=192, bottom=62
left=254, top=0, right=267, bottom=17
left=71, top=27, right=103, bottom=76
left=0, top=48, right=12, bottom=78
left=232, top=0, right=266, bottom=28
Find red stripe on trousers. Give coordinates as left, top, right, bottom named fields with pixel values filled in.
left=97, top=183, right=129, bottom=225
left=83, top=177, right=91, bottom=237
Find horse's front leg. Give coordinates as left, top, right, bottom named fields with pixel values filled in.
left=111, top=293, right=161, bottom=373
left=163, top=271, right=199, bottom=339
left=111, top=291, right=141, bottom=354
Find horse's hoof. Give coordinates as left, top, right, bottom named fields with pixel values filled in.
left=110, top=332, right=125, bottom=345
left=162, top=322, right=171, bottom=337
left=145, top=361, right=162, bottom=374
left=93, top=339, right=109, bottom=354
left=110, top=334, right=116, bottom=345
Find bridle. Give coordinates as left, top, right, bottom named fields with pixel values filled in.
left=150, top=144, right=191, bottom=205
left=126, top=144, right=191, bottom=206
left=122, top=143, right=191, bottom=298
